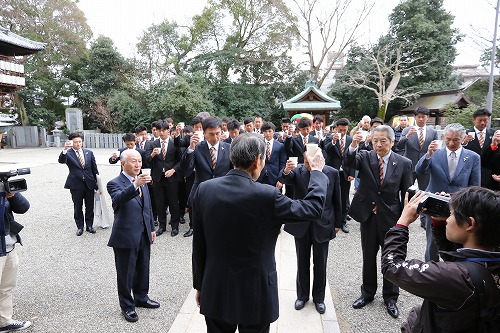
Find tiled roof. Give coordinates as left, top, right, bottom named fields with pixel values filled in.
left=0, top=26, right=45, bottom=55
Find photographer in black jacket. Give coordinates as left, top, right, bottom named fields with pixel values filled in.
left=382, top=187, right=500, bottom=332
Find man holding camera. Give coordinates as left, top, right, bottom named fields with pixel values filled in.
left=382, top=187, right=500, bottom=332
left=0, top=191, right=31, bottom=331
left=415, top=123, right=481, bottom=262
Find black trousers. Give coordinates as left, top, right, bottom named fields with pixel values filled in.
left=147, top=183, right=157, bottom=221
left=113, top=231, right=151, bottom=311
left=360, top=213, right=399, bottom=303
left=153, top=179, right=180, bottom=230
left=339, top=172, right=351, bottom=225
left=70, top=185, right=94, bottom=229
left=294, top=227, right=329, bottom=303
left=205, top=317, right=270, bottom=333
left=185, top=172, right=195, bottom=228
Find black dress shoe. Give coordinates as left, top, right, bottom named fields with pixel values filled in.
left=156, top=228, right=165, bottom=236
left=135, top=299, right=160, bottom=309
left=154, top=220, right=159, bottom=227
left=315, top=302, right=326, bottom=314
left=76, top=229, right=83, bottom=236
left=180, top=216, right=186, bottom=224
left=420, top=221, right=426, bottom=230
left=341, top=224, right=349, bottom=233
left=347, top=215, right=352, bottom=221
left=183, top=228, right=193, bottom=237
left=385, top=301, right=399, bottom=318
left=352, top=296, right=373, bottom=309
left=171, top=228, right=179, bottom=237
left=294, top=299, right=306, bottom=310
left=86, top=227, right=96, bottom=234
left=121, top=309, right=138, bottom=322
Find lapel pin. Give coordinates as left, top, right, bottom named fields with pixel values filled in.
left=463, top=156, right=469, bottom=162
left=392, top=162, right=396, bottom=166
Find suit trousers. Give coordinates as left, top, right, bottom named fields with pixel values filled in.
left=0, top=248, right=19, bottom=326
left=360, top=213, right=399, bottom=303
left=425, top=215, right=440, bottom=262
left=70, top=184, right=95, bottom=229
left=205, top=317, right=270, bottom=333
left=147, top=183, right=157, bottom=221
left=185, top=172, right=195, bottom=228
left=339, top=173, right=351, bottom=225
left=113, top=231, right=151, bottom=311
left=153, top=179, right=180, bottom=230
left=294, top=227, right=329, bottom=303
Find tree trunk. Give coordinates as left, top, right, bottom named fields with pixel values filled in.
left=13, top=92, right=29, bottom=126
left=377, top=101, right=387, bottom=121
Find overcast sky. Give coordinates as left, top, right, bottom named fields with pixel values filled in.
left=77, top=0, right=496, bottom=66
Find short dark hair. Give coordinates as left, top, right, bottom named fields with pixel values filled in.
left=151, top=120, right=160, bottom=129
left=450, top=186, right=500, bottom=248
left=135, top=124, right=147, bottom=133
left=313, top=115, right=324, bottom=123
left=335, top=118, right=350, bottom=127
left=202, top=117, right=222, bottom=131
left=297, top=118, right=312, bottom=129
left=158, top=120, right=169, bottom=130
left=183, top=125, right=193, bottom=134
left=191, top=116, right=203, bottom=126
left=122, top=133, right=135, bottom=142
left=230, top=133, right=265, bottom=169
left=281, top=118, right=291, bottom=124
left=68, top=132, right=83, bottom=140
left=414, top=106, right=430, bottom=116
left=165, top=117, right=174, bottom=124
left=370, top=117, right=384, bottom=126
left=254, top=116, right=263, bottom=121
left=261, top=121, right=276, bottom=132
left=243, top=118, right=254, bottom=125
left=221, top=117, right=230, bottom=123
left=472, top=108, right=492, bottom=118
left=227, top=120, right=241, bottom=131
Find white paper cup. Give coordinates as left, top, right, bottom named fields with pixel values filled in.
left=360, top=131, right=368, bottom=141
left=141, top=168, right=151, bottom=176
left=195, top=131, right=204, bottom=140
left=289, top=157, right=298, bottom=164
left=435, top=140, right=443, bottom=149
left=179, top=122, right=185, bottom=129
left=154, top=147, right=161, bottom=154
left=306, top=143, right=319, bottom=156
left=468, top=132, right=475, bottom=138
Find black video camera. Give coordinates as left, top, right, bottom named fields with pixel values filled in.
left=0, top=168, right=30, bottom=194
left=407, top=185, right=450, bottom=217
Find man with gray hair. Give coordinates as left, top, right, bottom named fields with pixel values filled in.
left=415, top=123, right=481, bottom=261
left=192, top=133, right=328, bottom=333
left=345, top=125, right=413, bottom=319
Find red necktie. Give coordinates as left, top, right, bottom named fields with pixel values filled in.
left=76, top=150, right=85, bottom=168
left=379, top=157, right=384, bottom=185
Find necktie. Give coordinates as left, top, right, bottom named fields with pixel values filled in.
left=210, top=146, right=216, bottom=170
left=449, top=151, right=457, bottom=178
left=266, top=142, right=271, bottom=160
left=478, top=132, right=484, bottom=148
left=418, top=128, right=424, bottom=147
left=76, top=150, right=85, bottom=168
left=161, top=141, right=166, bottom=159
left=303, top=136, right=307, bottom=146
left=340, top=138, right=345, bottom=156
left=379, top=157, right=384, bottom=185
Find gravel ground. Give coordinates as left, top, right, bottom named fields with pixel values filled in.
left=1, top=147, right=427, bottom=333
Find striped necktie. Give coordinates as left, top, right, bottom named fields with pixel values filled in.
left=303, top=136, right=307, bottom=146
left=340, top=138, right=345, bottom=156
left=210, top=146, right=217, bottom=170
left=76, top=150, right=85, bottom=168
left=379, top=157, right=384, bottom=185
left=161, top=141, right=166, bottom=159
left=266, top=142, right=271, bottom=160
left=418, top=128, right=424, bottom=147
left=478, top=132, right=484, bottom=148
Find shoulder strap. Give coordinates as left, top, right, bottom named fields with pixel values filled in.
left=459, top=261, right=500, bottom=332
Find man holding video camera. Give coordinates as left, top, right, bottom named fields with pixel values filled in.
left=415, top=123, right=481, bottom=261
left=0, top=191, right=31, bottom=331
left=382, top=187, right=500, bottom=333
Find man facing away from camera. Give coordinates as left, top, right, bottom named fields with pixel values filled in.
left=192, top=133, right=328, bottom=333
left=382, top=187, right=500, bottom=333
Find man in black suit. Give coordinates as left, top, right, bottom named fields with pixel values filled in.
left=146, top=121, right=182, bottom=237
left=279, top=152, right=341, bottom=314
left=181, top=117, right=232, bottom=237
left=135, top=124, right=149, bottom=151
left=223, top=119, right=240, bottom=144
left=482, top=130, right=500, bottom=190
left=345, top=125, right=413, bottom=319
left=285, top=118, right=319, bottom=164
left=462, top=108, right=497, bottom=189
left=257, top=122, right=287, bottom=189
left=107, top=149, right=159, bottom=323
left=58, top=132, right=99, bottom=236
left=324, top=118, right=355, bottom=233
left=253, top=116, right=263, bottom=134
left=310, top=115, right=325, bottom=140
left=109, top=133, right=147, bottom=169
left=274, top=118, right=291, bottom=143
left=192, top=133, right=328, bottom=333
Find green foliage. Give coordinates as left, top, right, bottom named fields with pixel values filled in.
left=444, top=104, right=476, bottom=128
left=26, top=107, right=58, bottom=131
